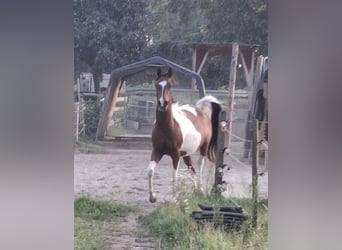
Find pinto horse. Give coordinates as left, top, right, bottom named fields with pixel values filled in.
left=147, top=68, right=222, bottom=203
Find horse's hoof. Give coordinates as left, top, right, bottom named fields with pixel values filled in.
left=188, top=166, right=196, bottom=174
left=149, top=193, right=157, bottom=203
left=197, top=186, right=205, bottom=195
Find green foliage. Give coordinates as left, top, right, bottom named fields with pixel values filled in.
left=74, top=196, right=135, bottom=221
left=140, top=193, right=268, bottom=249
left=74, top=0, right=148, bottom=92
left=83, top=99, right=102, bottom=138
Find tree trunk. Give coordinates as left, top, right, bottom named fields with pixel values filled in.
left=93, top=73, right=100, bottom=94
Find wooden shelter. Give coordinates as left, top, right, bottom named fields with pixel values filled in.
left=188, top=42, right=258, bottom=75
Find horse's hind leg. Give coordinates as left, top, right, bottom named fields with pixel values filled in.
left=197, top=155, right=206, bottom=193
left=148, top=150, right=162, bottom=203
left=183, top=155, right=198, bottom=188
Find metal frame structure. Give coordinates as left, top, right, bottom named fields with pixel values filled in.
left=96, top=56, right=206, bottom=140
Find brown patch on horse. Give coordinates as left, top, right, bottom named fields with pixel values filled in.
left=151, top=117, right=183, bottom=164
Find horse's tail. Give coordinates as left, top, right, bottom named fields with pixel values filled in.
left=196, top=96, right=222, bottom=163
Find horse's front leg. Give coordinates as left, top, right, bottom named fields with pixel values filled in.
left=172, top=155, right=180, bottom=183
left=148, top=150, right=162, bottom=203
left=182, top=155, right=198, bottom=187
left=171, top=154, right=180, bottom=198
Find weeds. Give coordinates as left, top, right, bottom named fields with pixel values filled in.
left=140, top=191, right=268, bottom=250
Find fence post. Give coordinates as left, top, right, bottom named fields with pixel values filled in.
left=252, top=118, right=259, bottom=228
left=225, top=42, right=239, bottom=154
left=213, top=110, right=227, bottom=194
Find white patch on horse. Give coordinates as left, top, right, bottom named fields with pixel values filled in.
left=196, top=95, right=220, bottom=117
left=179, top=104, right=197, bottom=116
left=147, top=160, right=157, bottom=202
left=172, top=106, right=202, bottom=155
left=158, top=80, right=167, bottom=106
left=147, top=161, right=156, bottom=176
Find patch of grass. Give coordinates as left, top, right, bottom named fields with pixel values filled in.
left=75, top=196, right=135, bottom=220
left=74, top=218, right=108, bottom=250
left=106, top=126, right=138, bottom=136
left=74, top=197, right=137, bottom=250
left=74, top=137, right=102, bottom=153
left=140, top=193, right=268, bottom=250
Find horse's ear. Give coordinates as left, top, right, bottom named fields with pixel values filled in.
left=167, top=68, right=173, bottom=78
left=157, top=68, right=161, bottom=78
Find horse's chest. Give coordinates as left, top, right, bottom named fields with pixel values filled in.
left=152, top=126, right=182, bottom=152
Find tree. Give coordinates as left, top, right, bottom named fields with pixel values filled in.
left=74, top=0, right=148, bottom=92
left=201, top=0, right=268, bottom=54
left=143, top=0, right=268, bottom=89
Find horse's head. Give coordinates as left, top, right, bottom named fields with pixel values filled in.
left=155, top=67, right=174, bottom=112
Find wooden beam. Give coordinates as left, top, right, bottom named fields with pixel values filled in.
left=249, top=50, right=256, bottom=108
left=96, top=82, right=112, bottom=140
left=196, top=50, right=209, bottom=73
left=191, top=49, right=197, bottom=104
left=225, top=42, right=239, bottom=153
left=105, top=79, right=122, bottom=136
left=96, top=78, right=121, bottom=140
left=250, top=49, right=256, bottom=85
left=239, top=51, right=253, bottom=108
left=239, top=51, right=251, bottom=87
left=191, top=48, right=197, bottom=71
left=251, top=56, right=264, bottom=110
left=191, top=48, right=209, bottom=103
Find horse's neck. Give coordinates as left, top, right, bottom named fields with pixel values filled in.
left=155, top=106, right=174, bottom=129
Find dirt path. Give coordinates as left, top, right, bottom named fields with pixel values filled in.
left=74, top=146, right=176, bottom=249
left=74, top=142, right=268, bottom=249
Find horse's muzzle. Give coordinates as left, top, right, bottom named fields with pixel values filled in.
left=157, top=100, right=168, bottom=112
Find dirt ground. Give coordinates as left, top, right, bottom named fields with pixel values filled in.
left=74, top=141, right=268, bottom=249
